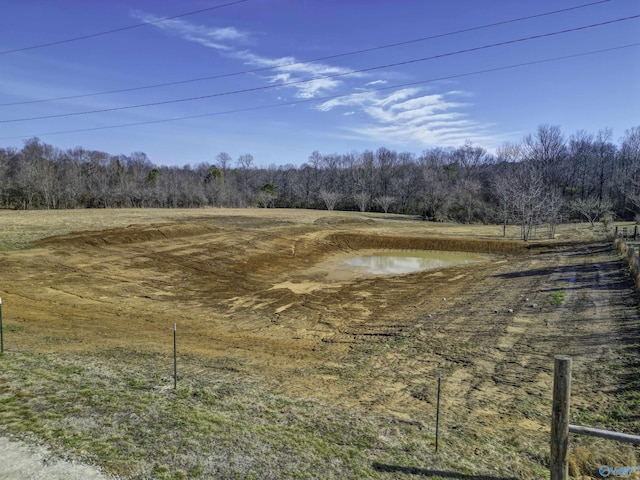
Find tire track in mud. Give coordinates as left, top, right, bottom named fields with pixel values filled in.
left=423, top=242, right=639, bottom=444
left=302, top=258, right=524, bottom=414
left=421, top=254, right=553, bottom=418
left=345, top=244, right=603, bottom=427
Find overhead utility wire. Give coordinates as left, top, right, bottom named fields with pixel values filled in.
left=0, top=0, right=250, bottom=55
left=1, top=14, right=638, bottom=124
left=3, top=42, right=638, bottom=141
left=0, top=0, right=616, bottom=107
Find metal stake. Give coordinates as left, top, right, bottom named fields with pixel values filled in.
left=435, top=368, right=442, bottom=453
left=0, top=297, right=3, bottom=354
left=173, top=323, right=177, bottom=389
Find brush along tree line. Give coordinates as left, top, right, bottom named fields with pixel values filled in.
left=0, top=125, right=638, bottom=237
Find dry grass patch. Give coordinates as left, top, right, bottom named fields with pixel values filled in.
left=0, top=349, right=528, bottom=479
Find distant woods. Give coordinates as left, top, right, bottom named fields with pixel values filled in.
left=1, top=124, right=639, bottom=239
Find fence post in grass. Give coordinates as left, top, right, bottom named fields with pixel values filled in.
left=435, top=368, right=442, bottom=453
left=551, top=355, right=572, bottom=480
left=173, top=323, right=177, bottom=389
left=0, top=297, right=3, bottom=354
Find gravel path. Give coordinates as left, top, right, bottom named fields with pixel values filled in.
left=0, top=437, right=114, bottom=480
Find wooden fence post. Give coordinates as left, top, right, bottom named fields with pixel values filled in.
left=551, top=355, right=572, bottom=480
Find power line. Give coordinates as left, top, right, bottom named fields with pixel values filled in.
left=0, top=0, right=250, bottom=55
left=0, top=0, right=618, bottom=107
left=2, top=42, right=637, bottom=141
left=1, top=14, right=638, bottom=124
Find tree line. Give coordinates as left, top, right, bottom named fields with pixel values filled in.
left=1, top=124, right=639, bottom=240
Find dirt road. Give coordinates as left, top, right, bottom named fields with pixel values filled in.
left=0, top=436, right=113, bottom=480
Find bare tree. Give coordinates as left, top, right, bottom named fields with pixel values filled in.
left=1, top=124, right=638, bottom=220
left=320, top=190, right=341, bottom=211
left=375, top=147, right=397, bottom=197
left=505, top=163, right=548, bottom=241
left=353, top=192, right=369, bottom=212
left=570, top=196, right=612, bottom=227
left=618, top=127, right=640, bottom=215
left=594, top=129, right=616, bottom=202
left=568, top=129, right=595, bottom=199
left=236, top=153, right=255, bottom=206
left=13, top=138, right=45, bottom=209
left=452, top=178, right=482, bottom=224
left=37, top=154, right=59, bottom=209
left=545, top=187, right=564, bottom=239
left=523, top=124, right=567, bottom=185
left=375, top=195, right=395, bottom=214
left=496, top=142, right=523, bottom=163
left=451, top=141, right=487, bottom=181
left=0, top=147, right=17, bottom=207
left=419, top=148, right=453, bottom=221
left=60, top=148, right=89, bottom=208
left=390, top=161, right=421, bottom=214
left=491, top=169, right=514, bottom=237
left=216, top=152, right=232, bottom=177
left=320, top=153, right=341, bottom=193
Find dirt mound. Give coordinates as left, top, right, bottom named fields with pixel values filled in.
left=313, top=216, right=375, bottom=226
left=325, top=233, right=528, bottom=254
left=37, top=221, right=219, bottom=248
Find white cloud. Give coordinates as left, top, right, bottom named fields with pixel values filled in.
left=319, top=88, right=497, bottom=148
left=315, top=92, right=376, bottom=111
left=390, top=94, right=451, bottom=111
left=375, top=88, right=420, bottom=107
left=134, top=11, right=498, bottom=148
left=133, top=13, right=249, bottom=51
left=229, top=50, right=361, bottom=99
left=269, top=73, right=291, bottom=84
left=136, top=13, right=359, bottom=99
left=294, top=77, right=344, bottom=99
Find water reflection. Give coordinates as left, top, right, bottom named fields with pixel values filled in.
left=341, top=251, right=485, bottom=275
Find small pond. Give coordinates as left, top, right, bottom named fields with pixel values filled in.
left=335, top=250, right=488, bottom=276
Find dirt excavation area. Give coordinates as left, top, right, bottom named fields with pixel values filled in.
left=0, top=209, right=638, bottom=479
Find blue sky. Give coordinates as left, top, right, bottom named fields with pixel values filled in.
left=1, top=0, right=638, bottom=167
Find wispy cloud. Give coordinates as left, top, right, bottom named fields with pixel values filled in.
left=230, top=50, right=358, bottom=98
left=134, top=12, right=358, bottom=99
left=135, top=12, right=497, bottom=148
left=317, top=88, right=497, bottom=148
left=133, top=13, right=249, bottom=51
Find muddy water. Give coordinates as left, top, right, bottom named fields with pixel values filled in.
left=343, top=250, right=487, bottom=274
left=314, top=250, right=490, bottom=281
